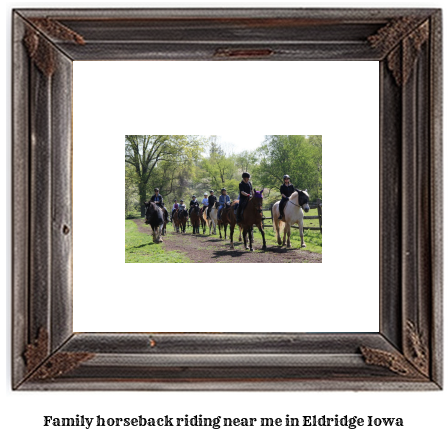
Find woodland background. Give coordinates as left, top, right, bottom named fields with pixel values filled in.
left=125, top=134, right=322, bottom=217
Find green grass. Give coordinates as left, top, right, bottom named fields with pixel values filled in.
left=251, top=208, right=322, bottom=253
left=125, top=219, right=191, bottom=263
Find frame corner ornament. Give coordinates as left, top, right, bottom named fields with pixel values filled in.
left=405, top=320, right=429, bottom=377
left=24, top=328, right=95, bottom=382
left=359, top=346, right=424, bottom=379
left=23, top=17, right=85, bottom=77
left=368, top=17, right=429, bottom=86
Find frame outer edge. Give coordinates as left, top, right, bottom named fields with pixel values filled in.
left=429, top=10, right=443, bottom=388
left=12, top=7, right=442, bottom=391
left=12, top=12, right=30, bottom=388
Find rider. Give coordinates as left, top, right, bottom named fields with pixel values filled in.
left=171, top=199, right=179, bottom=222
left=207, top=190, right=217, bottom=219
left=150, top=188, right=163, bottom=207
left=278, top=175, right=295, bottom=220
left=236, top=172, right=253, bottom=223
left=178, top=199, right=187, bottom=218
left=218, top=188, right=231, bottom=220
left=201, top=193, right=209, bottom=215
left=189, top=195, right=199, bottom=216
left=150, top=188, right=167, bottom=220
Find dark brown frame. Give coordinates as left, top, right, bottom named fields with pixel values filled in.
left=12, top=8, right=442, bottom=390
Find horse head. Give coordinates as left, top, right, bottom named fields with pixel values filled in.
left=144, top=201, right=157, bottom=224
left=297, top=190, right=310, bottom=213
left=252, top=189, right=264, bottom=213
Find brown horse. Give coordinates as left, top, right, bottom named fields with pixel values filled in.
left=218, top=203, right=234, bottom=240
left=172, top=210, right=180, bottom=233
left=223, top=191, right=267, bottom=251
left=178, top=209, right=188, bottom=234
left=190, top=205, right=201, bottom=234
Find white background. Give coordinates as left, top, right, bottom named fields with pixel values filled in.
left=73, top=60, right=379, bottom=333
left=2, top=1, right=447, bottom=438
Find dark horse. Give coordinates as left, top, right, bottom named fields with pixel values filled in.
left=172, top=209, right=180, bottom=233
left=144, top=201, right=164, bottom=243
left=190, top=205, right=201, bottom=234
left=223, top=190, right=267, bottom=251
left=177, top=209, right=188, bottom=234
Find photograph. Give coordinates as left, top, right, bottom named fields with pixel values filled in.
left=125, top=134, right=323, bottom=263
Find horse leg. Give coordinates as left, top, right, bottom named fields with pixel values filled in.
left=239, top=227, right=242, bottom=242
left=243, top=229, right=248, bottom=250
left=299, top=219, right=306, bottom=248
left=259, top=225, right=267, bottom=250
left=159, top=224, right=164, bottom=242
left=274, top=217, right=282, bottom=246
left=249, top=228, right=254, bottom=251
left=224, top=224, right=227, bottom=240
left=229, top=226, right=235, bottom=250
left=286, top=224, right=292, bottom=248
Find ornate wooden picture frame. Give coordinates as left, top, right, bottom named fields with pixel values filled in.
left=12, top=8, right=442, bottom=390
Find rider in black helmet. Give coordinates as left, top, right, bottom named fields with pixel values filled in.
left=150, top=188, right=163, bottom=207
left=278, top=175, right=295, bottom=220
left=236, top=172, right=253, bottom=223
left=189, top=195, right=199, bottom=216
left=149, top=188, right=167, bottom=223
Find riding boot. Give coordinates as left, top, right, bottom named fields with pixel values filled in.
left=236, top=207, right=241, bottom=223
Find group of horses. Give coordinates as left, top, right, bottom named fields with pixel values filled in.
left=144, top=189, right=311, bottom=250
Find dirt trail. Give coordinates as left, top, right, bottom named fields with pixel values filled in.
left=133, top=218, right=322, bottom=263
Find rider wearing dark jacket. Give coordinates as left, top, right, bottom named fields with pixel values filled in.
left=236, top=172, right=253, bottom=223
left=149, top=188, right=165, bottom=223
left=207, top=190, right=217, bottom=219
left=150, top=188, right=163, bottom=206
left=189, top=195, right=199, bottom=216
left=278, top=175, right=295, bottom=220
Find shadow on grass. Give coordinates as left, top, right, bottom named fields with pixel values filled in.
left=127, top=242, right=158, bottom=250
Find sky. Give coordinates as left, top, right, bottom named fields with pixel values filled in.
left=205, top=134, right=267, bottom=154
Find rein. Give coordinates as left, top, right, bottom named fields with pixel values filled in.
left=288, top=199, right=303, bottom=208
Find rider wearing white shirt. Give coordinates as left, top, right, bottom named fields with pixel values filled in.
left=201, top=193, right=209, bottom=209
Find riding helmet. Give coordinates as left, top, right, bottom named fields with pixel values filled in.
left=283, top=175, right=291, bottom=180
left=210, top=190, right=214, bottom=193
left=221, top=188, right=227, bottom=192
left=180, top=199, right=184, bottom=202
left=154, top=188, right=159, bottom=191
left=242, top=172, right=251, bottom=179
left=204, top=193, right=208, bottom=196
left=192, top=195, right=196, bottom=198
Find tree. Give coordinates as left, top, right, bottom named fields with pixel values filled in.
left=125, top=164, right=139, bottom=216
left=256, top=135, right=322, bottom=200
left=125, top=135, right=204, bottom=216
left=200, top=136, right=237, bottom=189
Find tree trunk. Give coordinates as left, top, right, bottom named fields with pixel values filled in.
left=139, top=184, right=147, bottom=217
